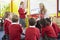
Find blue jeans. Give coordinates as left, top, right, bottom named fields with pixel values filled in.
left=19, top=18, right=26, bottom=28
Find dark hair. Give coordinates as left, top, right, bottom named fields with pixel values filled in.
left=36, top=20, right=41, bottom=29
left=12, top=15, right=18, bottom=22
left=45, top=18, right=51, bottom=24
left=29, top=18, right=36, bottom=26
left=40, top=19, right=49, bottom=27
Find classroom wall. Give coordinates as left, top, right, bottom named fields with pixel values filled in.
left=13, top=0, right=20, bottom=15
left=0, top=0, right=11, bottom=18
left=30, top=0, right=57, bottom=16
left=59, top=0, right=60, bottom=10
left=58, top=12, right=60, bottom=16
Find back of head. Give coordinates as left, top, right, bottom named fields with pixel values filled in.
left=36, top=20, right=41, bottom=29
left=12, top=14, right=18, bottom=22
left=29, top=18, right=36, bottom=26
left=40, top=19, right=49, bottom=27
left=45, top=18, right=51, bottom=24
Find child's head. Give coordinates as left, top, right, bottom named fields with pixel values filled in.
left=29, top=18, right=36, bottom=26
left=45, top=18, right=51, bottom=25
left=4, top=11, right=12, bottom=20
left=12, top=14, right=18, bottom=23
left=36, top=20, right=41, bottom=29
left=40, top=19, right=49, bottom=27
left=20, top=1, right=24, bottom=8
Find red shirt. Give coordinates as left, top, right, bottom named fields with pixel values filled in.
left=25, top=27, right=40, bottom=40
left=58, top=28, right=60, bottom=33
left=4, top=19, right=11, bottom=35
left=40, top=14, right=44, bottom=19
left=18, top=8, right=26, bottom=19
left=9, top=23, right=22, bottom=40
left=42, top=25, right=57, bottom=38
left=52, top=22, right=60, bottom=37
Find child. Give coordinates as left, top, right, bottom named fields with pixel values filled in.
left=4, top=12, right=12, bottom=40
left=9, top=14, right=23, bottom=40
left=40, top=19, right=57, bottom=40
left=36, top=20, right=41, bottom=32
left=25, top=18, right=40, bottom=40
left=18, top=1, right=27, bottom=28
left=36, top=20, right=42, bottom=40
left=45, top=18, right=60, bottom=39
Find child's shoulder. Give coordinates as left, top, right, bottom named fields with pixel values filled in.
left=35, top=27, right=40, bottom=31
left=27, top=27, right=39, bottom=30
left=34, top=27, right=39, bottom=30
left=11, top=23, right=21, bottom=26
left=42, top=26, right=52, bottom=29
left=46, top=26, right=54, bottom=30
left=10, top=23, right=22, bottom=28
left=52, top=22, right=57, bottom=25
left=5, top=18, right=11, bottom=22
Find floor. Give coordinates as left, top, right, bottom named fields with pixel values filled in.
left=0, top=31, right=4, bottom=40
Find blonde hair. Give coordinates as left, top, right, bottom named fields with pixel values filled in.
left=41, top=9, right=47, bottom=14
left=40, top=3, right=47, bottom=14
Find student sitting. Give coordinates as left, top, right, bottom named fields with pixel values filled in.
left=45, top=18, right=60, bottom=39
left=4, top=12, right=12, bottom=40
left=36, top=20, right=41, bottom=32
left=9, top=14, right=23, bottom=40
left=25, top=18, right=40, bottom=40
left=40, top=19, right=57, bottom=40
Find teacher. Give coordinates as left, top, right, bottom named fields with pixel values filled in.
left=18, top=1, right=27, bottom=28
left=39, top=3, right=47, bottom=19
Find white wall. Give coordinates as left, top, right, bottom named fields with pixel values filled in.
left=30, top=0, right=57, bottom=15
left=0, top=0, right=11, bottom=5
left=0, top=0, right=11, bottom=10
left=59, top=0, right=60, bottom=11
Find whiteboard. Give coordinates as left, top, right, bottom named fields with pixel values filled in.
left=30, top=0, right=57, bottom=15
